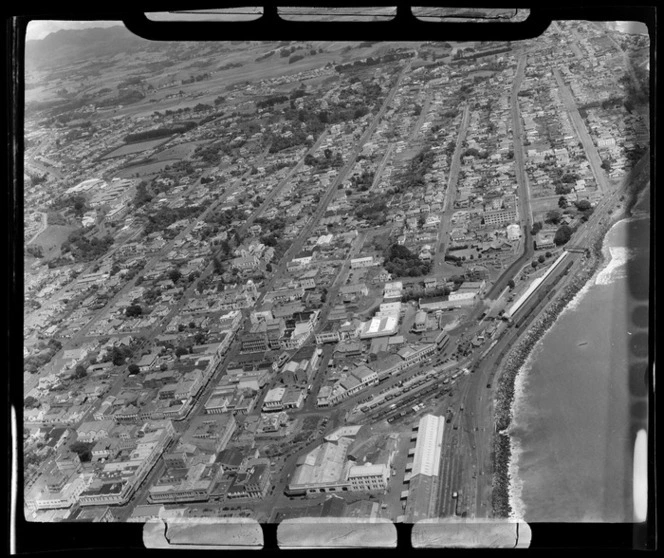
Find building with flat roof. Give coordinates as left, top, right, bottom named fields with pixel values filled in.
left=178, top=413, right=236, bottom=455
left=148, top=462, right=224, bottom=504
left=359, top=316, right=399, bottom=339
left=262, top=386, right=287, bottom=412
left=350, top=256, right=375, bottom=269
left=347, top=463, right=389, bottom=492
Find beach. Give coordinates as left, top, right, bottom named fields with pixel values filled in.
left=491, top=175, right=650, bottom=520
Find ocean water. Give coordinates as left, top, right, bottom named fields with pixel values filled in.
left=509, top=214, right=650, bottom=522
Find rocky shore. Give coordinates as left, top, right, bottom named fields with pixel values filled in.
left=489, top=176, right=648, bottom=518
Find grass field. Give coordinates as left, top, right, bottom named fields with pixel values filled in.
left=113, top=158, right=181, bottom=179
left=101, top=137, right=173, bottom=159
left=31, top=224, right=78, bottom=260
left=151, top=141, right=203, bottom=162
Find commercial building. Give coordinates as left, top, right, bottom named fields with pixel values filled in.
left=350, top=256, right=375, bottom=269
left=178, top=414, right=237, bottom=455
left=226, top=460, right=272, bottom=500
left=287, top=437, right=354, bottom=496
left=411, top=310, right=428, bottom=333
left=262, top=387, right=287, bottom=412
left=347, top=463, right=389, bottom=492
left=359, top=316, right=399, bottom=339
left=148, top=463, right=224, bottom=504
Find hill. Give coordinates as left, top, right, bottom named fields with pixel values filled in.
left=25, top=25, right=149, bottom=69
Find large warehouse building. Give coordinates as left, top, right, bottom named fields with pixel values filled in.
left=403, top=414, right=445, bottom=522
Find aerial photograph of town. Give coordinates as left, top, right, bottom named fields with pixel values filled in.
left=18, top=7, right=651, bottom=545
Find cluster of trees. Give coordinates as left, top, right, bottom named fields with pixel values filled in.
left=289, top=54, right=305, bottom=64
left=206, top=206, right=247, bottom=228
left=181, top=72, right=210, bottom=85
left=97, top=88, right=145, bottom=108
left=354, top=199, right=388, bottom=227
left=256, top=94, right=290, bottom=110
left=61, top=230, right=114, bottom=263
left=123, top=121, right=197, bottom=144
left=401, top=285, right=450, bottom=303
left=544, top=209, right=562, bottom=225
left=255, top=50, right=275, bottom=62
left=26, top=245, right=44, bottom=258
left=192, top=103, right=213, bottom=113
left=133, top=181, right=153, bottom=208
left=304, top=149, right=344, bottom=171
left=463, top=147, right=488, bottom=159
left=267, top=127, right=313, bottom=153
left=555, top=183, right=573, bottom=195
left=50, top=194, right=88, bottom=218
left=73, top=364, right=88, bottom=380
left=144, top=204, right=202, bottom=236
left=194, top=141, right=234, bottom=165
left=279, top=45, right=300, bottom=58
left=24, top=396, right=40, bottom=409
left=383, top=244, right=431, bottom=278
left=69, top=441, right=93, bottom=462
left=28, top=172, right=48, bottom=186
left=217, top=62, right=242, bottom=71
left=257, top=216, right=287, bottom=247
left=394, top=146, right=435, bottom=193
left=117, top=76, right=145, bottom=89
left=23, top=338, right=62, bottom=374
left=334, top=50, right=414, bottom=73
left=125, top=304, right=143, bottom=318
left=105, top=344, right=135, bottom=366
left=348, top=169, right=375, bottom=192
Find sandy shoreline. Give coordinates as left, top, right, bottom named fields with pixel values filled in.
left=490, top=182, right=648, bottom=518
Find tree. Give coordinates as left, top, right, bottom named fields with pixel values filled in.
left=125, top=304, right=143, bottom=318
left=558, top=196, right=568, bottom=209
left=74, top=364, right=88, bottom=379
left=575, top=199, right=592, bottom=211
left=530, top=221, right=543, bottom=235
left=168, top=269, right=182, bottom=283
left=24, top=396, right=40, bottom=409
left=545, top=210, right=562, bottom=225
left=554, top=225, right=573, bottom=246
left=538, top=255, right=546, bottom=264
left=507, top=279, right=515, bottom=290
left=175, top=346, right=188, bottom=358
left=69, top=442, right=92, bottom=462
left=531, top=261, right=538, bottom=268
left=127, top=363, right=140, bottom=375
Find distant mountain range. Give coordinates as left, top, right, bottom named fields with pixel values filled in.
left=25, top=25, right=149, bottom=69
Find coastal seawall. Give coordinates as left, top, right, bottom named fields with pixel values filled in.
left=490, top=171, right=649, bottom=518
